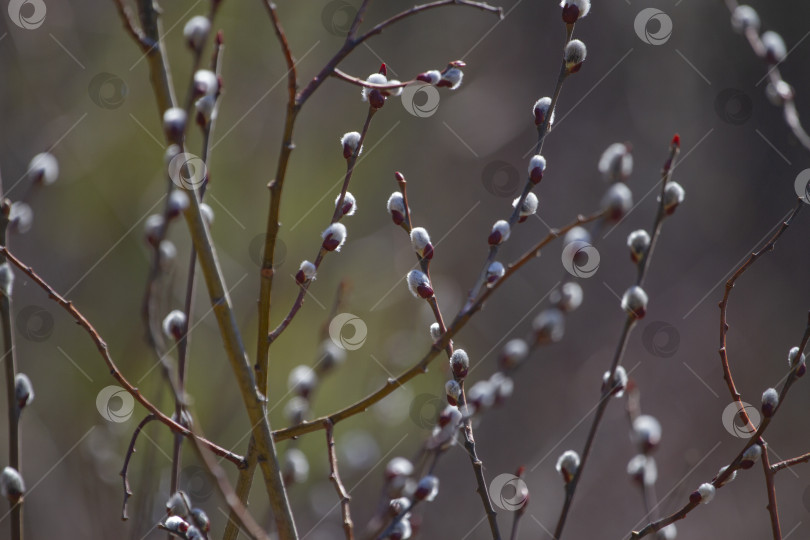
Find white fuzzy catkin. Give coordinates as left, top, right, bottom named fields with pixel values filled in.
left=533, top=308, right=565, bottom=343
left=552, top=282, right=583, bottom=312
left=514, top=192, right=539, bottom=217
left=697, top=483, right=715, bottom=504
left=322, top=222, right=347, bottom=252
left=336, top=192, right=357, bottom=216
left=162, top=310, right=187, bottom=341
left=621, top=285, right=648, bottom=318
left=598, top=143, right=633, bottom=181
left=731, top=5, right=759, bottom=33
left=533, top=97, right=555, bottom=127
left=560, top=0, right=591, bottom=20
left=627, top=229, right=651, bottom=262
left=564, top=39, right=587, bottom=69
left=556, top=450, right=580, bottom=482
left=193, top=70, right=218, bottom=97
left=28, top=152, right=59, bottom=185
left=761, top=31, right=787, bottom=63
left=183, top=16, right=210, bottom=50
left=441, top=68, right=464, bottom=90
left=361, top=73, right=387, bottom=101
left=340, top=131, right=362, bottom=157
left=406, top=270, right=433, bottom=298
left=298, top=260, right=316, bottom=280
left=486, top=261, right=506, bottom=283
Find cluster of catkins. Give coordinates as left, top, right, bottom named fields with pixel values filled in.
left=161, top=491, right=211, bottom=540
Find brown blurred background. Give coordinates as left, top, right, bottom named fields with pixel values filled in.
left=2, top=0, right=810, bottom=538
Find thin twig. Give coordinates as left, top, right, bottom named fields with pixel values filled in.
left=630, top=316, right=810, bottom=539
left=552, top=139, right=680, bottom=540
left=325, top=420, right=354, bottom=539
left=462, top=23, right=574, bottom=314
left=272, top=209, right=606, bottom=442
left=0, top=197, right=22, bottom=540
left=760, top=442, right=782, bottom=540
left=718, top=200, right=803, bottom=428
left=0, top=245, right=245, bottom=465
left=771, top=452, right=810, bottom=473
left=120, top=414, right=157, bottom=520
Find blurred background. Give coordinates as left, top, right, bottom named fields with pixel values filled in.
left=2, top=0, right=810, bottom=538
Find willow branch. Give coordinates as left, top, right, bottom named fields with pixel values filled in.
left=120, top=414, right=158, bottom=520
left=760, top=442, right=782, bottom=540
left=0, top=245, right=245, bottom=465
left=718, top=200, right=803, bottom=428
left=0, top=198, right=21, bottom=540
left=325, top=420, right=354, bottom=539
left=272, top=209, right=605, bottom=442
left=462, top=22, right=574, bottom=314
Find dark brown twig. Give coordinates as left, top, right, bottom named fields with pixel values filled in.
left=272, top=209, right=606, bottom=442
left=120, top=414, right=157, bottom=520
left=760, top=442, right=782, bottom=540
left=325, top=420, right=354, bottom=539
left=0, top=245, right=245, bottom=465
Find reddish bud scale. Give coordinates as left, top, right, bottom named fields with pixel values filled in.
left=436, top=79, right=453, bottom=88
left=369, top=89, right=386, bottom=109
left=740, top=459, right=756, bottom=470
left=562, top=5, right=580, bottom=24
left=416, top=73, right=432, bottom=83
left=437, top=409, right=454, bottom=427
left=488, top=231, right=503, bottom=245
left=379, top=63, right=387, bottom=76
left=215, top=30, right=224, bottom=46
left=530, top=168, right=544, bottom=184
left=568, top=63, right=583, bottom=74
left=534, top=110, right=546, bottom=126
left=342, top=145, right=353, bottom=159
left=671, top=133, right=680, bottom=148
left=391, top=210, right=405, bottom=225
left=446, top=395, right=458, bottom=406
left=416, top=283, right=434, bottom=299
left=689, top=490, right=703, bottom=505
left=422, top=243, right=434, bottom=260
left=517, top=216, right=528, bottom=224
left=295, top=269, right=307, bottom=284
left=323, top=235, right=341, bottom=251
left=798, top=363, right=806, bottom=377
left=762, top=402, right=776, bottom=418
left=341, top=201, right=353, bottom=215
left=395, top=171, right=405, bottom=183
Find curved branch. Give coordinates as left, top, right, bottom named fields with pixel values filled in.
left=272, top=209, right=606, bottom=442
left=0, top=246, right=245, bottom=466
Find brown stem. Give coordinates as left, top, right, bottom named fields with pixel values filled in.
left=771, top=452, right=810, bottom=473
left=0, top=198, right=21, bottom=540
left=120, top=414, right=158, bottom=520
left=271, top=210, right=605, bottom=442
left=462, top=25, right=573, bottom=314
left=0, top=245, right=245, bottom=465
left=325, top=420, right=354, bottom=539
left=760, top=442, right=782, bottom=540
left=718, top=201, right=803, bottom=428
